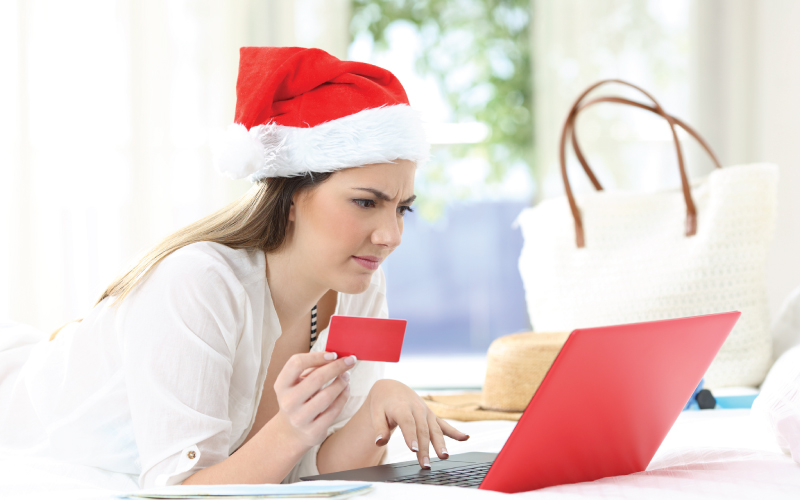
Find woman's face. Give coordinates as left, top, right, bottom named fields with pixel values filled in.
left=288, top=160, right=417, bottom=294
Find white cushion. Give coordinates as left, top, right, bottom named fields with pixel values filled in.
left=771, top=286, right=800, bottom=360
left=753, top=344, right=800, bottom=463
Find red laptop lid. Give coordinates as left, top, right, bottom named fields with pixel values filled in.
left=480, top=312, right=740, bottom=493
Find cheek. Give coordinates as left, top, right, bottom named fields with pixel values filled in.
left=308, top=202, right=369, bottom=256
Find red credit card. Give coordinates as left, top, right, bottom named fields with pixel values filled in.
left=325, top=315, right=407, bottom=362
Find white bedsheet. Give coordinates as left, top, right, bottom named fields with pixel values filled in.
left=1, top=410, right=798, bottom=499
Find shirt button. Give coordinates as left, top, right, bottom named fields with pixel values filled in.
left=187, top=451, right=196, bottom=460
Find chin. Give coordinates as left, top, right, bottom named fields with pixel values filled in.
left=336, top=271, right=374, bottom=295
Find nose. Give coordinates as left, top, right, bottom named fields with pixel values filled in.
left=371, top=209, right=402, bottom=250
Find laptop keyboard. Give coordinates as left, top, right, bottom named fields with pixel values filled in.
left=385, top=462, right=492, bottom=488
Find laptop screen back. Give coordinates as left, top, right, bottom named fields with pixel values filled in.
left=480, top=312, right=740, bottom=493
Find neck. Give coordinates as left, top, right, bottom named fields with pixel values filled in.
left=264, top=247, right=326, bottom=336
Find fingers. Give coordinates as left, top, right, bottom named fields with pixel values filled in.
left=427, top=410, right=449, bottom=460
left=368, top=381, right=469, bottom=471
left=412, top=405, right=432, bottom=469
left=294, top=355, right=356, bottom=402
left=437, top=417, right=470, bottom=441
left=394, top=411, right=421, bottom=461
left=315, top=380, right=350, bottom=426
left=300, top=371, right=350, bottom=421
left=372, top=400, right=392, bottom=447
left=274, top=352, right=339, bottom=392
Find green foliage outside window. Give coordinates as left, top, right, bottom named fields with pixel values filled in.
left=351, top=0, right=533, bottom=196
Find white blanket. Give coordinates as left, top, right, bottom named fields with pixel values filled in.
left=2, top=409, right=797, bottom=500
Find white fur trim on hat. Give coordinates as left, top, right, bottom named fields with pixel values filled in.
left=212, top=104, right=429, bottom=181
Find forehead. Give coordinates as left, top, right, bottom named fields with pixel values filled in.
left=328, top=160, right=416, bottom=189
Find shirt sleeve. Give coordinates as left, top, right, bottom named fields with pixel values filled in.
left=281, top=266, right=389, bottom=483
left=117, top=246, right=246, bottom=489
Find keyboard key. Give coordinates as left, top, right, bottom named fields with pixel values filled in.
left=385, top=462, right=492, bottom=488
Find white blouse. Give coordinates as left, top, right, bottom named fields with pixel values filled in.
left=0, top=242, right=387, bottom=489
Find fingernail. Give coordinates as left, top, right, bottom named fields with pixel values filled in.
left=341, top=371, right=350, bottom=382
left=344, top=355, right=357, bottom=366
left=375, top=435, right=383, bottom=445
left=411, top=441, right=419, bottom=452
left=441, top=447, right=449, bottom=457
left=324, top=352, right=337, bottom=361
left=422, top=457, right=431, bottom=468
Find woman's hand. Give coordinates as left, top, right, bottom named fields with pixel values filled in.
left=369, top=379, right=470, bottom=468
left=273, top=351, right=355, bottom=448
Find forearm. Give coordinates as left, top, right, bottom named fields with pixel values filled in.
left=183, top=415, right=309, bottom=485
left=316, top=393, right=390, bottom=474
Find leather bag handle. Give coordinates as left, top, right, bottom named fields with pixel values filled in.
left=559, top=79, right=721, bottom=248
left=570, top=96, right=722, bottom=189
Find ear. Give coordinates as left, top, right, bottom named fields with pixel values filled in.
left=288, top=191, right=301, bottom=222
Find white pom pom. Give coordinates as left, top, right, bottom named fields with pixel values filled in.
left=211, top=123, right=263, bottom=180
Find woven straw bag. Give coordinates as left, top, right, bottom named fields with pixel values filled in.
left=517, top=80, right=778, bottom=388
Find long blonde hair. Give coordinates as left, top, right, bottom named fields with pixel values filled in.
left=50, top=173, right=334, bottom=341
left=97, top=173, right=334, bottom=308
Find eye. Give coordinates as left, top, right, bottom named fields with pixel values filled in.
left=353, top=199, right=376, bottom=209
left=398, top=206, right=414, bottom=217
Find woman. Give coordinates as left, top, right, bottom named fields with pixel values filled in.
left=0, top=47, right=468, bottom=489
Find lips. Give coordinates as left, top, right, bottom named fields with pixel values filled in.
left=352, top=255, right=381, bottom=270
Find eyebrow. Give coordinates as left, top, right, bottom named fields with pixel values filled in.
left=352, top=187, right=416, bottom=205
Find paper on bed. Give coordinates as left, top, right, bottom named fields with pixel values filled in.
left=120, top=482, right=372, bottom=499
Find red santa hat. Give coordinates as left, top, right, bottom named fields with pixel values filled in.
left=213, top=46, right=430, bottom=181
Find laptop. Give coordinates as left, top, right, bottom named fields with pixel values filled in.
left=301, top=312, right=740, bottom=493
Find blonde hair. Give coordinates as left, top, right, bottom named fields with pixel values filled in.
left=50, top=173, right=333, bottom=341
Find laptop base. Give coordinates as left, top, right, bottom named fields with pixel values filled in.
left=300, top=451, right=497, bottom=486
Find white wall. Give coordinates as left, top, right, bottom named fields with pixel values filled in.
left=692, top=0, right=800, bottom=318
left=755, top=0, right=800, bottom=319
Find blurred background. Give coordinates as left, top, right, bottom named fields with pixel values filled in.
left=1, top=0, right=799, bottom=388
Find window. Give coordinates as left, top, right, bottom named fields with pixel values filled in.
left=351, top=2, right=534, bottom=367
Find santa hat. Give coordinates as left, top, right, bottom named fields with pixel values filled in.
left=213, top=47, right=430, bottom=181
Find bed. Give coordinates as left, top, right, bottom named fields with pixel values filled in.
left=1, top=407, right=797, bottom=500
